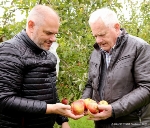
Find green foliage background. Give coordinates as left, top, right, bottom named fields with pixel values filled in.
left=0, top=0, right=149, bottom=127
left=0, top=0, right=150, bottom=103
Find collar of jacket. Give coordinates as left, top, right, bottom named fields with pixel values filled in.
left=16, top=29, right=47, bottom=55
left=93, top=28, right=127, bottom=51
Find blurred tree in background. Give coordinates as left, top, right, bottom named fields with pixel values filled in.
left=0, top=0, right=149, bottom=103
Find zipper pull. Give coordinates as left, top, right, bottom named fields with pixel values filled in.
left=139, top=117, right=141, bottom=123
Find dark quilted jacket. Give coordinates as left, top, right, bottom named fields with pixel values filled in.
left=0, top=29, right=68, bottom=128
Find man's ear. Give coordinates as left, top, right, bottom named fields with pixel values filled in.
left=114, top=23, right=120, bottom=31
left=28, top=20, right=35, bottom=32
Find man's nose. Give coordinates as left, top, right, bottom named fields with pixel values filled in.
left=96, top=36, right=103, bottom=43
left=49, top=35, right=56, bottom=42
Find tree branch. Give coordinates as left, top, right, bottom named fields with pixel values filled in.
left=38, top=0, right=42, bottom=4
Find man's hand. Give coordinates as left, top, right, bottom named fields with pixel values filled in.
left=61, top=122, right=70, bottom=128
left=87, top=105, right=112, bottom=121
left=46, top=103, right=84, bottom=120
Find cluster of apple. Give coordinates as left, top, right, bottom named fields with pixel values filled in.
left=70, top=98, right=108, bottom=115
left=61, top=97, right=108, bottom=115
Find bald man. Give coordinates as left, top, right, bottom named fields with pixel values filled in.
left=0, top=5, right=83, bottom=128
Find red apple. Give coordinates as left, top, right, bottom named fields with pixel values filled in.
left=98, top=100, right=108, bottom=112
left=87, top=102, right=99, bottom=114
left=78, top=99, right=86, bottom=110
left=71, top=100, right=85, bottom=115
left=84, top=98, right=96, bottom=110
left=61, top=98, right=68, bottom=105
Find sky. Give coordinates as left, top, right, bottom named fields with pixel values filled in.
left=0, top=2, right=25, bottom=22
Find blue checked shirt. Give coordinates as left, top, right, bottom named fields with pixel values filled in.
left=103, top=47, right=114, bottom=68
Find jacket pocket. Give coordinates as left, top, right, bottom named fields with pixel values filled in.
left=115, top=55, right=133, bottom=68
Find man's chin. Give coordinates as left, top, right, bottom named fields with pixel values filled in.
left=41, top=47, right=49, bottom=51
left=45, top=48, right=50, bottom=51
left=101, top=47, right=109, bottom=52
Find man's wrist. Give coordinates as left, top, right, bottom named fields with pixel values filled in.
left=46, top=104, right=54, bottom=114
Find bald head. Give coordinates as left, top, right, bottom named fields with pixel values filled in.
left=25, top=5, right=60, bottom=51
left=26, top=5, right=60, bottom=28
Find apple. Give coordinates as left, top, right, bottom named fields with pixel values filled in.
left=61, top=98, right=68, bottom=105
left=98, top=100, right=108, bottom=105
left=78, top=99, right=86, bottom=109
left=84, top=98, right=96, bottom=110
left=71, top=100, right=85, bottom=115
left=98, top=100, right=108, bottom=112
left=86, top=102, right=99, bottom=114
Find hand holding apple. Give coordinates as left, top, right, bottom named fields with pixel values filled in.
left=71, top=98, right=109, bottom=117
left=98, top=100, right=108, bottom=112
left=46, top=103, right=84, bottom=120
left=87, top=105, right=112, bottom=121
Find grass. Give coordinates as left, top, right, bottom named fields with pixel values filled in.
left=54, top=116, right=94, bottom=128
left=69, top=116, right=94, bottom=128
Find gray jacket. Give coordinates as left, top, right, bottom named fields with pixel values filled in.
left=82, top=29, right=150, bottom=128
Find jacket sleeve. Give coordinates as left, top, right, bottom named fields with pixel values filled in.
left=81, top=79, right=93, bottom=99
left=111, top=41, right=150, bottom=118
left=0, top=43, right=47, bottom=115
left=81, top=55, right=93, bottom=99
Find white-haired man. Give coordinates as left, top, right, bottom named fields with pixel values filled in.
left=82, top=7, right=150, bottom=128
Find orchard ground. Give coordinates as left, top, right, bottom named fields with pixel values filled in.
left=54, top=116, right=94, bottom=128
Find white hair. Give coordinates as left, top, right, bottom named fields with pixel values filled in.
left=89, top=7, right=119, bottom=27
